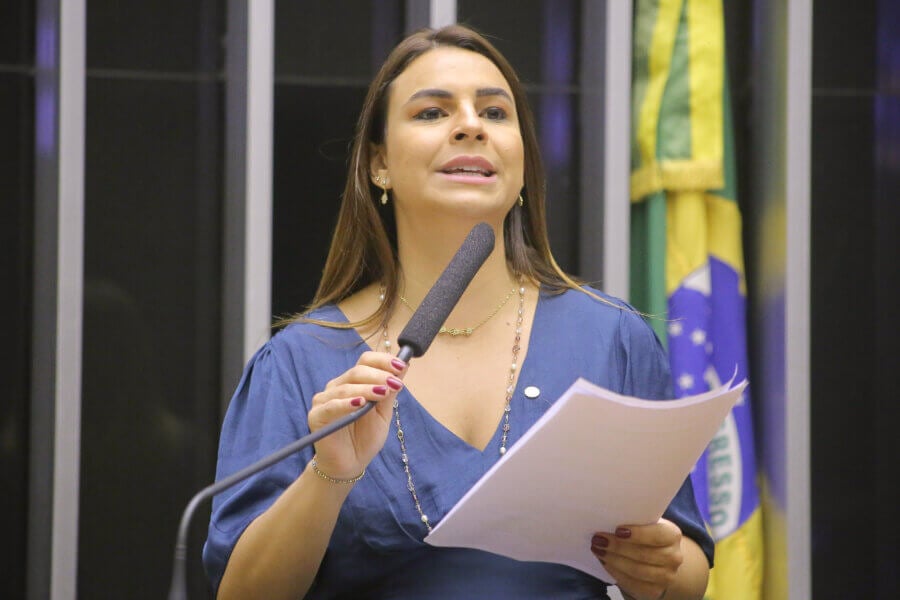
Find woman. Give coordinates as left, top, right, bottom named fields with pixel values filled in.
left=204, top=25, right=714, bottom=600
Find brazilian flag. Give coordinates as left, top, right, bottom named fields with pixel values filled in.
left=630, top=1, right=764, bottom=598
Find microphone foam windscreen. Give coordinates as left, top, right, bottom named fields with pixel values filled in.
left=397, top=223, right=495, bottom=357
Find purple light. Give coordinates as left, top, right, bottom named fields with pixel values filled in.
left=36, top=18, right=58, bottom=69
left=539, top=0, right=574, bottom=168
left=877, top=0, right=900, bottom=171
left=36, top=88, right=57, bottom=156
left=877, top=0, right=900, bottom=92
left=35, top=15, right=59, bottom=157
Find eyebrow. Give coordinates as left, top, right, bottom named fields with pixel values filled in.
left=405, top=87, right=513, bottom=104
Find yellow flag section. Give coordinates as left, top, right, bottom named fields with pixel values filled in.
left=665, top=192, right=764, bottom=600
left=630, top=2, right=764, bottom=599
left=667, top=193, right=745, bottom=297
left=631, top=0, right=723, bottom=200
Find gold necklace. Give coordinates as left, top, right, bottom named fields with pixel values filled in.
left=399, top=286, right=517, bottom=336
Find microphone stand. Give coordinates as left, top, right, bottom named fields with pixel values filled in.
left=167, top=346, right=415, bottom=600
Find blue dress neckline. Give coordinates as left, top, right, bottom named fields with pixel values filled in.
left=323, top=288, right=545, bottom=457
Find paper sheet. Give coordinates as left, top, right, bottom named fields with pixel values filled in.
left=424, top=377, right=747, bottom=582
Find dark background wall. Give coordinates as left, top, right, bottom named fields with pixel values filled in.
left=808, top=1, right=900, bottom=597
left=271, top=0, right=402, bottom=319
left=0, top=2, right=34, bottom=598
left=730, top=0, right=900, bottom=596
left=78, top=1, right=224, bottom=597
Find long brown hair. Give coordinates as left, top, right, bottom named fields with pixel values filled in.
left=295, top=24, right=587, bottom=329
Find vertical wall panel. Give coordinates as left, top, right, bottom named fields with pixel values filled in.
left=783, top=3, right=812, bottom=596
left=873, top=9, right=900, bottom=598
left=748, top=0, right=811, bottom=597
left=429, top=0, right=456, bottom=28
left=810, top=0, right=900, bottom=596
left=29, top=1, right=85, bottom=598
left=578, top=0, right=631, bottom=299
left=79, top=2, right=224, bottom=598
left=222, top=0, right=274, bottom=398
left=271, top=0, right=402, bottom=318
left=1, top=1, right=35, bottom=598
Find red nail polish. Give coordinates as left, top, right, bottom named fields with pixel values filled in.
left=391, top=358, right=407, bottom=371
left=373, top=385, right=388, bottom=395
left=350, top=397, right=363, bottom=407
left=592, top=548, right=607, bottom=557
left=592, top=535, right=609, bottom=548
left=386, top=376, right=403, bottom=391
left=615, top=527, right=631, bottom=539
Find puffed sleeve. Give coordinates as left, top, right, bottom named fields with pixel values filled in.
left=202, top=338, right=313, bottom=594
left=616, top=308, right=715, bottom=567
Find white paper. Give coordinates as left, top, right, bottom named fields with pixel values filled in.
left=424, top=377, right=748, bottom=583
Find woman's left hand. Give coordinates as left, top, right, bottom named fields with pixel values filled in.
left=591, top=518, right=684, bottom=600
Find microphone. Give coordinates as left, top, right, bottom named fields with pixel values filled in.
left=167, top=223, right=495, bottom=599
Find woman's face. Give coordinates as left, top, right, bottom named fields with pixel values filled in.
left=373, top=47, right=525, bottom=224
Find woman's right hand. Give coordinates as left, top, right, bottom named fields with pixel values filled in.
left=307, top=351, right=406, bottom=479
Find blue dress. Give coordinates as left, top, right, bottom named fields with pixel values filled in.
left=203, top=287, right=715, bottom=598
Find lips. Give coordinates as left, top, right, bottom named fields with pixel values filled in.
left=438, top=156, right=496, bottom=177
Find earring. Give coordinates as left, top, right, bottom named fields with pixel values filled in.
left=375, top=175, right=389, bottom=205
left=518, top=193, right=524, bottom=207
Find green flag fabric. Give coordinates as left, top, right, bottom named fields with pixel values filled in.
left=630, top=2, right=764, bottom=598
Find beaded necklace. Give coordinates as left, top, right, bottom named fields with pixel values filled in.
left=378, top=281, right=526, bottom=533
